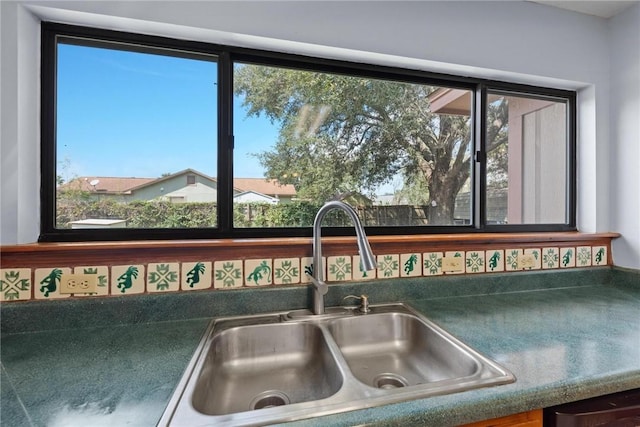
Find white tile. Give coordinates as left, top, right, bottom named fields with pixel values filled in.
left=327, top=256, right=352, bottom=282
left=523, top=248, right=542, bottom=270
left=213, top=260, right=243, bottom=289
left=559, top=248, right=576, bottom=268
left=182, top=261, right=212, bottom=290
left=485, top=250, right=504, bottom=273
left=147, top=263, right=180, bottom=292
left=422, top=252, right=443, bottom=276
left=0, top=268, right=32, bottom=301
left=541, top=248, right=559, bottom=269
left=592, top=246, right=608, bottom=266
left=245, top=259, right=273, bottom=286
left=576, top=246, right=592, bottom=267
left=465, top=251, right=485, bottom=273
left=273, top=258, right=301, bottom=285
left=377, top=254, right=400, bottom=278
left=34, top=267, right=72, bottom=299
left=400, top=253, right=422, bottom=277
left=301, top=257, right=325, bottom=283
left=73, top=266, right=109, bottom=296
left=442, top=251, right=465, bottom=275
left=505, top=249, right=523, bottom=272
left=112, top=265, right=145, bottom=295
left=352, top=255, right=376, bottom=281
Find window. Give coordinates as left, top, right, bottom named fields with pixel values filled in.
left=232, top=62, right=474, bottom=228
left=40, top=23, right=576, bottom=242
left=485, top=92, right=570, bottom=226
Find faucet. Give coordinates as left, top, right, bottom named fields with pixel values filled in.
left=310, top=200, right=376, bottom=315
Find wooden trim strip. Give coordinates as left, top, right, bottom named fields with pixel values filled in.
left=0, top=232, right=620, bottom=253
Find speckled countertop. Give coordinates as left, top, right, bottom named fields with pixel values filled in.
left=2, top=268, right=639, bottom=427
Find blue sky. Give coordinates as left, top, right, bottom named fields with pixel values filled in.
left=56, top=43, right=278, bottom=181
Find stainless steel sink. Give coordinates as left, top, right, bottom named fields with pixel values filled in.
left=159, top=303, right=515, bottom=427
left=191, top=322, right=343, bottom=415
left=328, top=312, right=480, bottom=389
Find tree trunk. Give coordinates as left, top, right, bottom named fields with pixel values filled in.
left=427, top=181, right=458, bottom=225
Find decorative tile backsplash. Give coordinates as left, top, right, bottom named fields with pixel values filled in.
left=273, top=258, right=300, bottom=285
left=35, top=267, right=72, bottom=300
left=214, top=260, right=243, bottom=289
left=0, top=245, right=609, bottom=302
left=183, top=261, right=212, bottom=291
left=112, top=265, right=145, bottom=295
left=245, top=259, right=272, bottom=287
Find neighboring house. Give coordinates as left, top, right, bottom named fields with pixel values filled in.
left=233, top=178, right=296, bottom=203
left=233, top=191, right=279, bottom=204
left=60, top=168, right=296, bottom=203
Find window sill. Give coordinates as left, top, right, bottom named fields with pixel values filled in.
left=0, top=232, right=620, bottom=268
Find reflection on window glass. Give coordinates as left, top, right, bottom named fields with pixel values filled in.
left=55, top=42, right=218, bottom=229
left=486, top=93, right=568, bottom=224
left=232, top=63, right=473, bottom=228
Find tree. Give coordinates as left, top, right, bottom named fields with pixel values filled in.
left=235, top=65, right=507, bottom=225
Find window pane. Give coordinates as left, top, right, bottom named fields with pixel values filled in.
left=232, top=63, right=473, bottom=228
left=55, top=42, right=218, bottom=229
left=486, top=92, right=568, bottom=224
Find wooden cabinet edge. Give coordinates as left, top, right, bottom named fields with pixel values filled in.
left=458, top=408, right=543, bottom=427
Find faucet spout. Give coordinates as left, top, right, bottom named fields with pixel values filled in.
left=311, top=200, right=376, bottom=315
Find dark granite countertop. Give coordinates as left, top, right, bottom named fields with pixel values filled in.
left=2, top=268, right=639, bottom=426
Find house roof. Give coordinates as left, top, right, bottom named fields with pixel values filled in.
left=60, top=176, right=155, bottom=194
left=59, top=169, right=296, bottom=197
left=233, top=178, right=296, bottom=197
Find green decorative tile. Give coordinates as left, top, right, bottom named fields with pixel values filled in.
left=485, top=250, right=504, bottom=272
left=182, top=261, right=212, bottom=290
left=592, top=246, right=607, bottom=266
left=542, top=248, right=560, bottom=269
left=0, top=268, right=31, bottom=301
left=465, top=251, right=485, bottom=273
left=73, top=266, right=109, bottom=296
left=111, top=265, right=145, bottom=295
left=352, top=255, right=376, bottom=281
left=34, top=268, right=72, bottom=300
left=147, top=263, right=180, bottom=293
left=560, top=248, right=576, bottom=268
left=300, top=257, right=325, bottom=284
left=576, top=246, right=592, bottom=267
left=245, top=259, right=272, bottom=286
left=327, top=256, right=352, bottom=282
left=213, top=260, right=243, bottom=289
left=273, top=258, right=300, bottom=285
left=377, top=254, right=400, bottom=278
left=422, top=252, right=443, bottom=276
left=505, top=249, right=523, bottom=272
left=400, top=253, right=422, bottom=277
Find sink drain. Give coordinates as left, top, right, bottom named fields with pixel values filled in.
left=249, top=390, right=290, bottom=410
left=374, top=373, right=409, bottom=389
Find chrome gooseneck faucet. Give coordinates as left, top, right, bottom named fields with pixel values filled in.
left=310, top=200, right=376, bottom=315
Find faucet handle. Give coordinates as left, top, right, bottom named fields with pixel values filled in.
left=309, top=276, right=328, bottom=295
left=343, top=294, right=370, bottom=313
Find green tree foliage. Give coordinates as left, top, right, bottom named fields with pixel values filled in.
left=56, top=199, right=217, bottom=228
left=56, top=200, right=414, bottom=229
left=235, top=65, right=508, bottom=224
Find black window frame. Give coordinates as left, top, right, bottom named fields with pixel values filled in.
left=39, top=22, right=576, bottom=242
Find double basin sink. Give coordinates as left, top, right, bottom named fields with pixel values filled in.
left=159, top=303, right=515, bottom=426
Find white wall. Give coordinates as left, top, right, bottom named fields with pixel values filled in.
left=610, top=3, right=640, bottom=269
left=0, top=1, right=627, bottom=258
left=0, top=2, right=40, bottom=244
